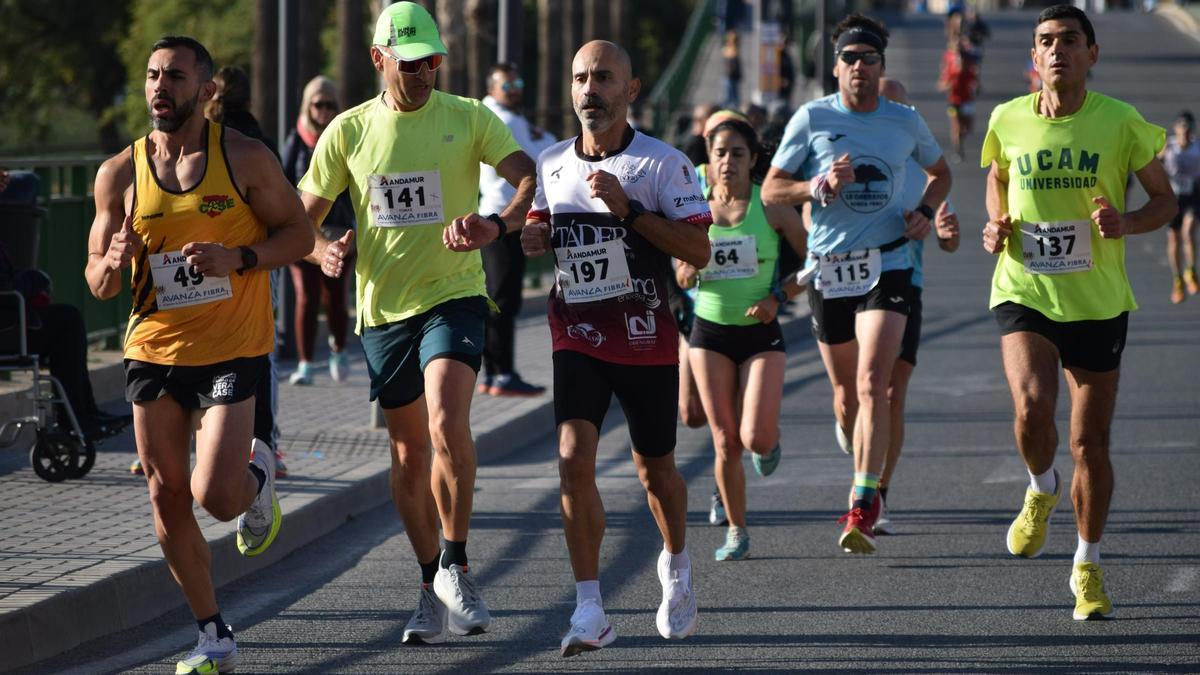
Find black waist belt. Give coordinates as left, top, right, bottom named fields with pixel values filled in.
left=878, top=236, right=909, bottom=253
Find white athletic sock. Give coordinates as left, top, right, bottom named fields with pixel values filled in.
left=1029, top=466, right=1057, bottom=495
left=666, top=545, right=691, bottom=572
left=1074, top=535, right=1100, bottom=565
left=575, top=580, right=602, bottom=608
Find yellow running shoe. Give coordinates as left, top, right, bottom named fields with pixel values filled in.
left=1006, top=470, right=1060, bottom=558
left=1070, top=562, right=1115, bottom=621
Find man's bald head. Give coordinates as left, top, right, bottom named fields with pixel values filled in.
left=571, top=40, right=640, bottom=136
left=573, top=40, right=633, bottom=81
left=879, top=77, right=909, bottom=105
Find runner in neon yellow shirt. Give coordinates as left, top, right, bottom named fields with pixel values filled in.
left=299, top=2, right=535, bottom=643
left=980, top=4, right=1176, bottom=623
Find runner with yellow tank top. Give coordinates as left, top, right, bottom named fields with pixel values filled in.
left=84, top=36, right=313, bottom=674
left=298, top=2, right=536, bottom=644
left=980, top=5, right=1176, bottom=622
left=675, top=116, right=806, bottom=562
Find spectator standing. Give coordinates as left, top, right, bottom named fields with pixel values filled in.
left=281, top=76, right=356, bottom=384
left=1161, top=110, right=1200, bottom=303
left=478, top=63, right=556, bottom=396
left=722, top=31, right=743, bottom=109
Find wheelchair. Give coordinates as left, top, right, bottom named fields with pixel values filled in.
left=0, top=290, right=96, bottom=481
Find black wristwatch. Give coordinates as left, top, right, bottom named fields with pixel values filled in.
left=771, top=287, right=788, bottom=304
left=237, top=246, right=258, bottom=275
left=621, top=199, right=647, bottom=227
left=486, top=213, right=507, bottom=241
left=914, top=204, right=935, bottom=220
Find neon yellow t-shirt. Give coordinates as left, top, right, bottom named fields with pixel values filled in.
left=980, top=91, right=1164, bottom=322
left=299, top=90, right=521, bottom=328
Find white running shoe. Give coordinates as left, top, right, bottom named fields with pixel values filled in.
left=175, top=622, right=237, bottom=674
left=288, top=361, right=313, bottom=386
left=560, top=599, right=616, bottom=657
left=875, top=499, right=892, bottom=535
left=835, top=422, right=851, bottom=455
left=402, top=584, right=449, bottom=644
left=329, top=350, right=349, bottom=382
left=433, top=564, right=491, bottom=635
left=237, top=438, right=281, bottom=556
left=655, top=550, right=698, bottom=639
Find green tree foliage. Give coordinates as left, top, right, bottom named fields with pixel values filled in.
left=117, top=0, right=254, bottom=141
left=0, top=0, right=132, bottom=153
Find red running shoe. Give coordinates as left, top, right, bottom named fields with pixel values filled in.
left=837, top=493, right=881, bottom=554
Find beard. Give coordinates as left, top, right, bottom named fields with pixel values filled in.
left=574, top=95, right=617, bottom=133
left=149, top=92, right=199, bottom=132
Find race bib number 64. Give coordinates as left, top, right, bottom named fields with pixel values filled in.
left=368, top=171, right=445, bottom=227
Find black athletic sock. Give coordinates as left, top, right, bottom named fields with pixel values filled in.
left=248, top=463, right=266, bottom=494
left=879, top=486, right=889, bottom=505
left=419, top=555, right=439, bottom=585
left=198, top=613, right=234, bottom=640
left=441, top=540, right=468, bottom=569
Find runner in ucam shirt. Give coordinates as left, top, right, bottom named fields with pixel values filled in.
left=522, top=40, right=711, bottom=657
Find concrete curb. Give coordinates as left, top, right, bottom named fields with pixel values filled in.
left=1, top=305, right=809, bottom=671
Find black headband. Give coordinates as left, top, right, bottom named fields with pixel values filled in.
left=835, top=27, right=885, bottom=54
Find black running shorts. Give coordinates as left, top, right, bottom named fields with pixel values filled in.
left=898, top=286, right=924, bottom=366
left=689, top=316, right=785, bottom=365
left=992, top=301, right=1129, bottom=373
left=552, top=349, right=678, bottom=457
left=808, top=269, right=913, bottom=345
left=125, top=355, right=268, bottom=410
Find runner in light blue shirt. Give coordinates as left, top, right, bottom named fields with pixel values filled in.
left=761, top=13, right=951, bottom=556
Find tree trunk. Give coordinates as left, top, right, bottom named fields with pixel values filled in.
left=338, top=0, right=372, bottom=106
left=583, top=0, right=609, bottom=42
left=465, top=0, right=496, bottom=99
left=608, top=0, right=627, bottom=48
left=537, top=0, right=563, bottom=138
left=437, top=0, right=468, bottom=96
left=561, top=0, right=583, bottom=136
left=253, top=0, right=279, bottom=143
left=296, top=0, right=325, bottom=91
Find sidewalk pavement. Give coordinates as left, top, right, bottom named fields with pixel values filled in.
left=0, top=290, right=810, bottom=672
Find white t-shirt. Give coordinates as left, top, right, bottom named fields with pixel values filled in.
left=479, top=95, right=557, bottom=215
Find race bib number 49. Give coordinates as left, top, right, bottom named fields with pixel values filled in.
left=150, top=251, right=233, bottom=310
left=817, top=247, right=881, bottom=299
left=700, top=235, right=758, bottom=281
left=368, top=171, right=445, bottom=227
left=1020, top=220, right=1092, bottom=274
left=555, top=241, right=633, bottom=304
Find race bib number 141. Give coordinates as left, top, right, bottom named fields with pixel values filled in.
left=369, top=171, right=445, bottom=227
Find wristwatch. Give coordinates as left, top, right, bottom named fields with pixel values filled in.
left=236, top=246, right=258, bottom=275
left=914, top=204, right=935, bottom=220
left=771, top=287, right=788, bottom=304
left=486, top=213, right=507, bottom=241
left=621, top=199, right=647, bottom=227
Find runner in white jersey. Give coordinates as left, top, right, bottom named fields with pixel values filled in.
left=762, top=13, right=951, bottom=555
left=522, top=40, right=712, bottom=656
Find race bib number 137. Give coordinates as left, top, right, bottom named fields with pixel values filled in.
left=1020, top=220, right=1092, bottom=274
left=369, top=171, right=445, bottom=227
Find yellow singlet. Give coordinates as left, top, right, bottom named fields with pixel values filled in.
left=124, top=122, right=273, bottom=366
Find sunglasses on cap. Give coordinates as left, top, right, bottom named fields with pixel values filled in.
left=837, top=51, right=882, bottom=66
left=500, top=78, right=525, bottom=92
left=381, top=49, right=444, bottom=74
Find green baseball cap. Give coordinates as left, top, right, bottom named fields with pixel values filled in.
left=372, top=2, right=448, bottom=60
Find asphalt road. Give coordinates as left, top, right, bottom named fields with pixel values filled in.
left=22, top=9, right=1200, bottom=673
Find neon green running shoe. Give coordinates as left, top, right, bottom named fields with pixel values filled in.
left=1006, top=470, right=1059, bottom=558
left=1070, top=562, right=1115, bottom=621
left=237, top=439, right=281, bottom=556
left=175, top=622, right=236, bottom=674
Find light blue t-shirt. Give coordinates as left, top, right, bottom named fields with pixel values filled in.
left=772, top=94, right=943, bottom=272
left=899, top=157, right=927, bottom=288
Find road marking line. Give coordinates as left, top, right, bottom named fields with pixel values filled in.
left=1167, top=567, right=1198, bottom=593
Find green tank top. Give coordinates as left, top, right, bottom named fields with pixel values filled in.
left=695, top=184, right=779, bottom=326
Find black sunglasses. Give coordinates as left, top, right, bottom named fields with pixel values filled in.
left=837, top=51, right=882, bottom=66
left=311, top=100, right=337, bottom=111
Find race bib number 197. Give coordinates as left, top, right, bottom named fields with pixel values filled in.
left=1021, top=220, right=1093, bottom=274
left=150, top=251, right=233, bottom=310
left=555, top=241, right=633, bottom=304
left=368, top=171, right=445, bottom=227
